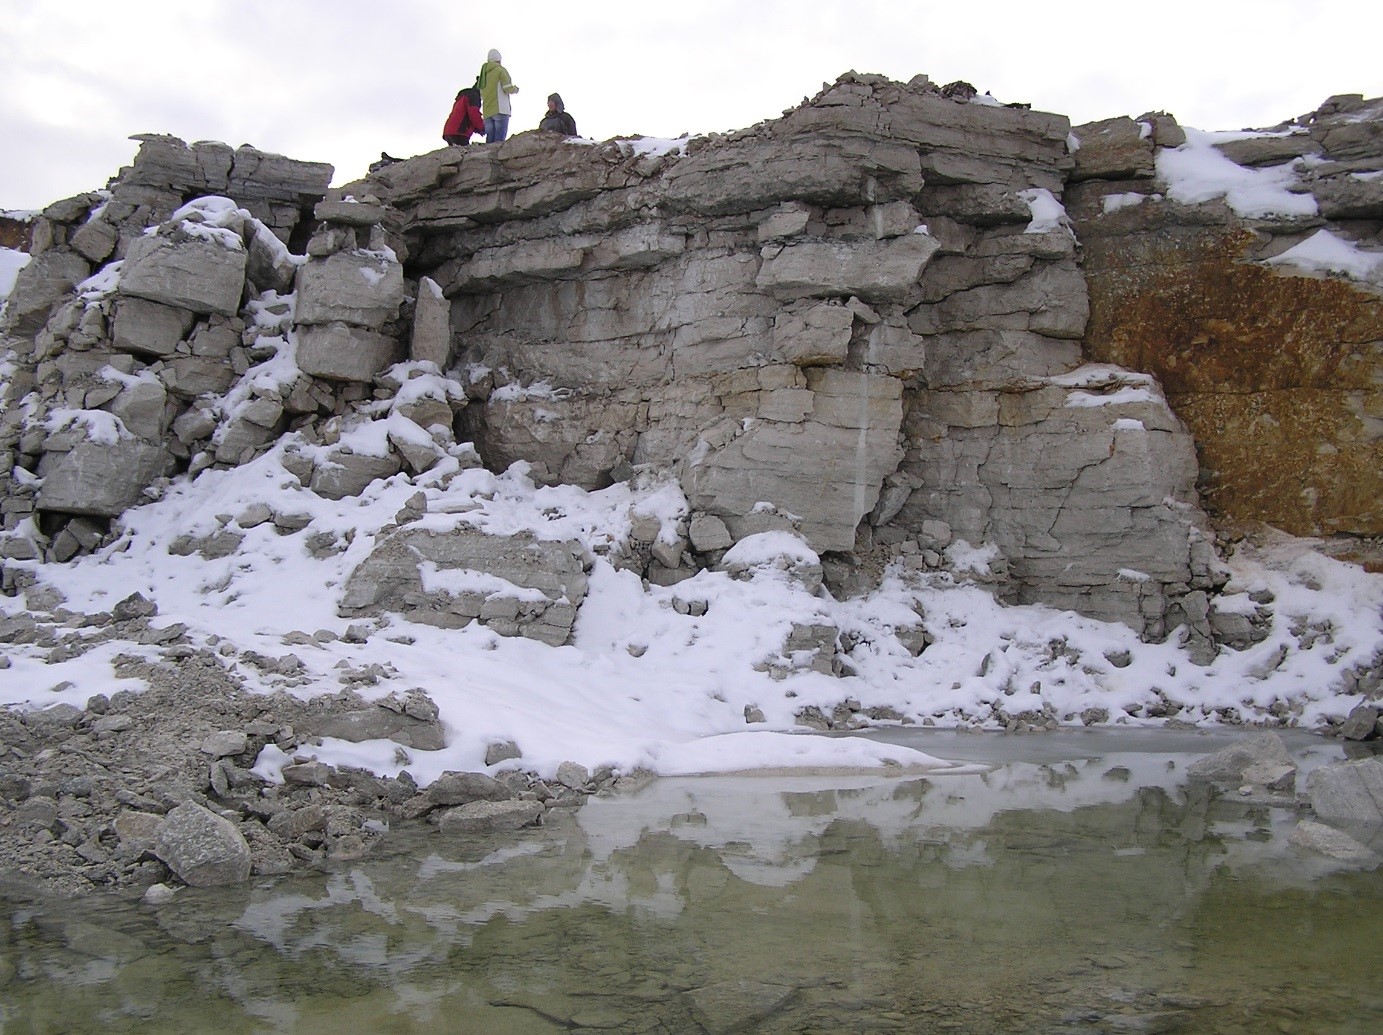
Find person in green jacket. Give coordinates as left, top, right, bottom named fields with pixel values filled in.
left=478, top=49, right=519, bottom=143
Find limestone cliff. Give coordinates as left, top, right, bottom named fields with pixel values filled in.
left=350, top=73, right=1217, bottom=638
left=1, top=75, right=1379, bottom=658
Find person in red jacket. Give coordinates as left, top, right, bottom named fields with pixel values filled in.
left=443, top=88, right=484, bottom=146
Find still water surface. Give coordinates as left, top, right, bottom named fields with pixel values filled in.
left=2, top=730, right=1380, bottom=1034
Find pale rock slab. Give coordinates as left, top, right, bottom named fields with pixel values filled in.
left=154, top=802, right=252, bottom=887
left=111, top=297, right=194, bottom=358
left=1288, top=819, right=1378, bottom=863
left=1308, top=756, right=1383, bottom=849
left=340, top=525, right=592, bottom=646
left=1186, top=732, right=1295, bottom=784
left=107, top=378, right=170, bottom=441
left=436, top=799, right=543, bottom=833
left=2, top=250, right=91, bottom=335
left=294, top=249, right=405, bottom=330
left=36, top=438, right=175, bottom=517
left=308, top=449, right=403, bottom=500
left=1070, top=117, right=1156, bottom=182
left=410, top=276, right=451, bottom=367
left=119, top=229, right=248, bottom=316
left=773, top=302, right=854, bottom=366
left=756, top=233, right=941, bottom=302
left=297, top=322, right=402, bottom=383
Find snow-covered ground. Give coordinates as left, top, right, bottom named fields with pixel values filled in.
left=0, top=407, right=1377, bottom=788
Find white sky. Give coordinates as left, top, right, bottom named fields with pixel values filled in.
left=1, top=0, right=1380, bottom=212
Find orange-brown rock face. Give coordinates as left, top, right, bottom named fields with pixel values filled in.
left=0, top=213, right=30, bottom=251
left=1074, top=199, right=1382, bottom=537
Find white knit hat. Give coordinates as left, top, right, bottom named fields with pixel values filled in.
left=488, top=49, right=501, bottom=62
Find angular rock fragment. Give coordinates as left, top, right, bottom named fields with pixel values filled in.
left=436, top=799, right=543, bottom=834
left=154, top=802, right=252, bottom=887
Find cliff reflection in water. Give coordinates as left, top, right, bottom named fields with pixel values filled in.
left=3, top=732, right=1380, bottom=1034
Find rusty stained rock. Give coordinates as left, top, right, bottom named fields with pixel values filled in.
left=1081, top=227, right=1382, bottom=536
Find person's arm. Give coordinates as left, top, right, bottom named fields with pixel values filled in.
left=502, top=68, right=519, bottom=95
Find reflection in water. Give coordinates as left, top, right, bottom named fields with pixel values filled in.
left=2, top=732, right=1380, bottom=1034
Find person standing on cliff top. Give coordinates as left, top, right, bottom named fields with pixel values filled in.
left=478, top=49, right=519, bottom=143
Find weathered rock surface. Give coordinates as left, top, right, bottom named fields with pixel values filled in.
left=7, top=78, right=1369, bottom=644
left=0, top=81, right=1379, bottom=913
left=435, top=799, right=544, bottom=834
left=335, top=73, right=1230, bottom=636
left=1186, top=732, right=1295, bottom=785
left=36, top=437, right=175, bottom=517
left=118, top=227, right=248, bottom=316
left=154, top=802, right=252, bottom=887
left=1069, top=99, right=1383, bottom=538
left=340, top=524, right=592, bottom=645
left=1307, top=756, right=1383, bottom=848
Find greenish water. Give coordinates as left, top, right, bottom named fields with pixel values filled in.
left=2, top=731, right=1380, bottom=1034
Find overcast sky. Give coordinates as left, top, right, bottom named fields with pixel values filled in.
left=2, top=0, right=1380, bottom=212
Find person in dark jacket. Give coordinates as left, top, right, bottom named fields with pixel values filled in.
left=538, top=93, right=578, bottom=136
left=443, top=87, right=484, bottom=146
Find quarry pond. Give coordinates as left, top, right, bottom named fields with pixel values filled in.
left=2, top=729, right=1380, bottom=1034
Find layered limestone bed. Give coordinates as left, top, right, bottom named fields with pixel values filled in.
left=362, top=75, right=1219, bottom=638
left=0, top=74, right=1380, bottom=896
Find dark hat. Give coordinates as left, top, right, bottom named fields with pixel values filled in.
left=547, top=93, right=564, bottom=111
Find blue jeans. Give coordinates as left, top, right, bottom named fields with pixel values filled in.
left=484, top=114, right=510, bottom=143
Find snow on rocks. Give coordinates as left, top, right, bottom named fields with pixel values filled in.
left=1, top=91, right=1382, bottom=899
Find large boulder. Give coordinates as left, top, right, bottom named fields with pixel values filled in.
left=1308, top=756, right=1383, bottom=849
left=2, top=249, right=90, bottom=335
left=340, top=525, right=592, bottom=646
left=297, top=322, right=403, bottom=384
left=119, top=228, right=248, bottom=316
left=410, top=276, right=451, bottom=367
left=1070, top=117, right=1156, bottom=181
left=294, top=250, right=405, bottom=330
left=37, top=437, right=175, bottom=517
left=111, top=296, right=195, bottom=358
left=1186, top=732, right=1295, bottom=785
left=436, top=799, right=543, bottom=834
left=154, top=802, right=252, bottom=887
left=756, top=234, right=941, bottom=302
left=305, top=705, right=446, bottom=751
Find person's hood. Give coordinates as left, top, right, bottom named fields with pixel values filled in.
left=547, top=93, right=564, bottom=111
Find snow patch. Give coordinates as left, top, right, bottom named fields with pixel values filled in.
left=0, top=246, right=30, bottom=301
left=1017, top=188, right=1072, bottom=236
left=1156, top=128, right=1318, bottom=219
left=1265, top=229, right=1383, bottom=285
